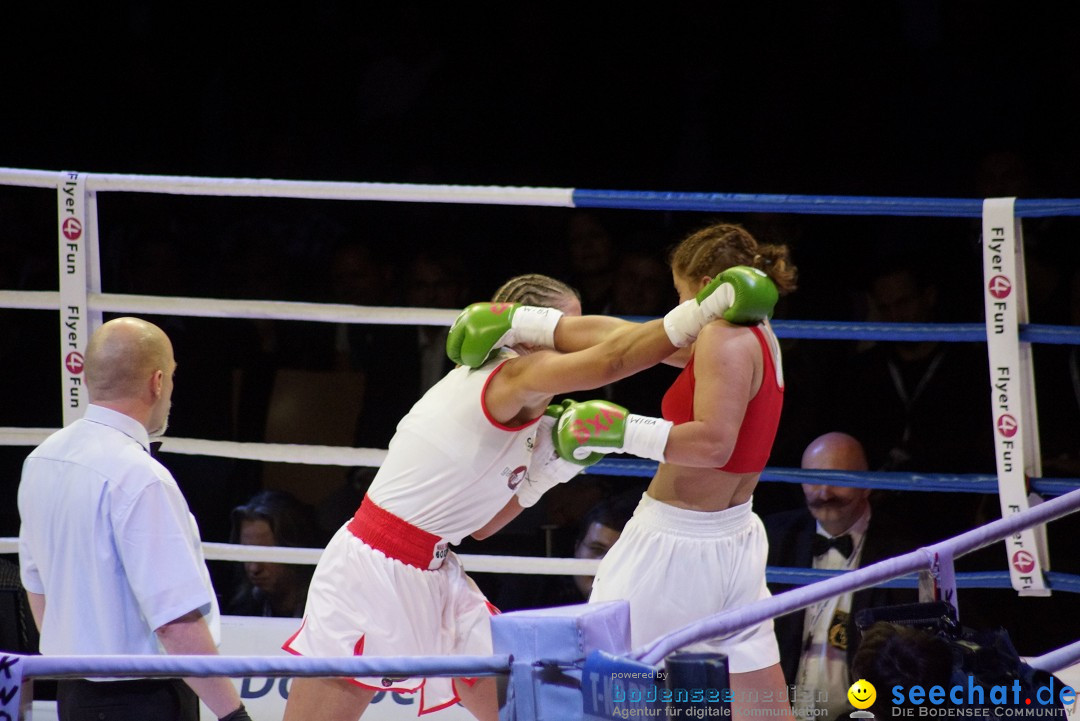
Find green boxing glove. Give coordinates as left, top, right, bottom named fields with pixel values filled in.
left=446, top=302, right=564, bottom=368
left=663, top=265, right=779, bottom=347
left=553, top=399, right=673, bottom=465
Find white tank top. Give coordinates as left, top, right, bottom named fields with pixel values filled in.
left=367, top=357, right=541, bottom=545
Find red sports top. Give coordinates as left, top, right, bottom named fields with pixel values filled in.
left=660, top=325, right=783, bottom=473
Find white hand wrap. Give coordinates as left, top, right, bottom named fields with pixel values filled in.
left=620, top=414, right=673, bottom=463
left=518, top=415, right=585, bottom=508
left=662, top=283, right=734, bottom=347
left=511, top=306, right=563, bottom=349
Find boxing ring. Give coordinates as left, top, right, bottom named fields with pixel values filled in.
left=2, top=167, right=1080, bottom=720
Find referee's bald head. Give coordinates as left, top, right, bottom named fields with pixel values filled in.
left=85, top=317, right=173, bottom=403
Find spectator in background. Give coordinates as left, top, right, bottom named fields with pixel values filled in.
left=495, top=490, right=640, bottom=611
left=312, top=238, right=410, bottom=450
left=851, top=616, right=1069, bottom=718
left=764, top=432, right=919, bottom=721
left=849, top=622, right=956, bottom=718
left=569, top=491, right=640, bottom=600
left=225, top=490, right=327, bottom=618
left=402, top=248, right=473, bottom=396
left=604, top=246, right=681, bottom=414
left=832, top=243, right=992, bottom=540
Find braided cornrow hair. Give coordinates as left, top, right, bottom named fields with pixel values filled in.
left=492, top=273, right=581, bottom=310
left=668, top=222, right=798, bottom=296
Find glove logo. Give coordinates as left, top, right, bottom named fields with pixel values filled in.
left=564, top=407, right=626, bottom=444
left=490, top=303, right=514, bottom=315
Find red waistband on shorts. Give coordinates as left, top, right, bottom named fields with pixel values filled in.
left=348, top=495, right=448, bottom=570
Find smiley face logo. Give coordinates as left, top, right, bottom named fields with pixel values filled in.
left=848, top=679, right=877, bottom=709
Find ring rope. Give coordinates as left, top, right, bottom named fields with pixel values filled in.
left=7, top=166, right=1080, bottom=218
left=1, top=536, right=1076, bottom=593
left=1028, top=639, right=1080, bottom=674
left=765, top=567, right=1080, bottom=593
left=18, top=653, right=511, bottom=681
left=7, top=290, right=1080, bottom=346
left=9, top=640, right=1079, bottom=685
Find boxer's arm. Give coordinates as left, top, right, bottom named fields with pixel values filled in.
left=485, top=317, right=682, bottom=418
left=27, top=590, right=44, bottom=631
left=552, top=314, right=638, bottom=352
left=555, top=315, right=692, bottom=367
left=662, top=323, right=756, bottom=467
left=471, top=497, right=525, bottom=541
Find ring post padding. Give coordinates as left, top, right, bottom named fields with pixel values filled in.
left=919, top=547, right=959, bottom=619
left=981, top=197, right=1050, bottom=596
left=664, top=652, right=730, bottom=717
left=581, top=649, right=663, bottom=721
left=492, top=601, right=631, bottom=721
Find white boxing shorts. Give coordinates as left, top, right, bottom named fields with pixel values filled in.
left=283, top=496, right=498, bottom=715
left=589, top=493, right=779, bottom=673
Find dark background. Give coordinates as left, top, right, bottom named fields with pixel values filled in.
left=5, top=3, right=1080, bottom=193
left=3, top=2, right=1080, bottom=655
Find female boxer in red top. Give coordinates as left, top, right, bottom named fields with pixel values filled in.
left=553, top=222, right=798, bottom=720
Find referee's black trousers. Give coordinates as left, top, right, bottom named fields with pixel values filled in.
left=57, top=678, right=199, bottom=721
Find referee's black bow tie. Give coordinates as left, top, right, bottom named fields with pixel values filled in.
left=813, top=533, right=854, bottom=558
left=149, top=441, right=163, bottom=459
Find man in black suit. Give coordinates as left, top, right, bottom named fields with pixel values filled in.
left=764, top=432, right=918, bottom=720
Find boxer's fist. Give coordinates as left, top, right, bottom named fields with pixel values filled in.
left=553, top=399, right=672, bottom=465
left=516, top=404, right=587, bottom=508
left=663, top=265, right=778, bottom=347
left=713, top=265, right=779, bottom=325
left=446, top=302, right=563, bottom=368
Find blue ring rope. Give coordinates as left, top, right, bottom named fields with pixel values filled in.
left=766, top=567, right=1080, bottom=593
left=772, top=320, right=1080, bottom=345
left=618, top=319, right=1080, bottom=345
left=571, top=189, right=1080, bottom=218
left=586, top=459, right=1080, bottom=497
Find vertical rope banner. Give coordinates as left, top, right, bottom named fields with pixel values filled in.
left=981, top=197, right=1050, bottom=596
left=57, top=171, right=89, bottom=426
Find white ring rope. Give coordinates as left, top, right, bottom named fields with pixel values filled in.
left=0, top=167, right=575, bottom=206
left=0, top=537, right=602, bottom=575
left=0, top=431, right=387, bottom=466
left=0, top=290, right=461, bottom=325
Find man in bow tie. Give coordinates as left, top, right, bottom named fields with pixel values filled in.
left=763, top=432, right=918, bottom=720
